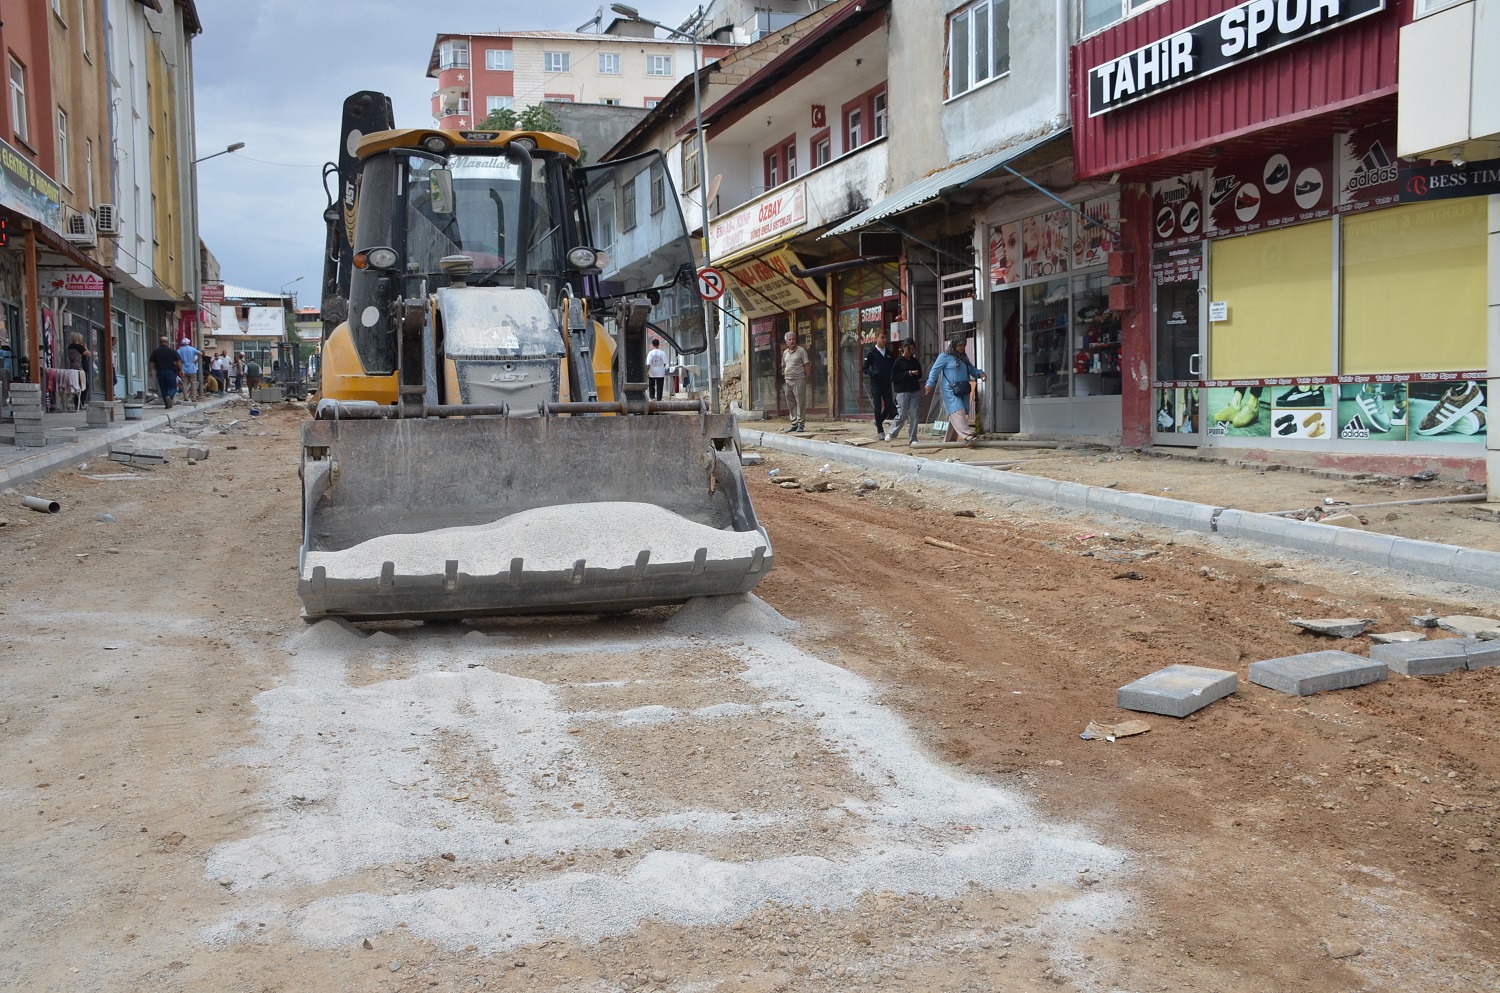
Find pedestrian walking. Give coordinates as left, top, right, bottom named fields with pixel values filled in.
left=862, top=329, right=897, bottom=438
left=177, top=337, right=201, bottom=402
left=234, top=353, right=246, bottom=393
left=780, top=331, right=811, bottom=433
left=149, top=335, right=182, bottom=408
left=885, top=338, right=924, bottom=445
left=924, top=338, right=986, bottom=446
left=646, top=337, right=668, bottom=401
left=65, top=332, right=92, bottom=405
left=246, top=357, right=262, bottom=393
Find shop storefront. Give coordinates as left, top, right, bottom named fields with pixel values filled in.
left=987, top=192, right=1123, bottom=437
left=1071, top=0, right=1492, bottom=468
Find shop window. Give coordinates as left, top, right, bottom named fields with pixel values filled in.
left=598, top=52, right=620, bottom=74
left=1208, top=220, right=1334, bottom=379
left=543, top=51, right=570, bottom=74
left=1070, top=272, right=1121, bottom=396
left=1340, top=199, right=1487, bottom=374
left=836, top=263, right=900, bottom=417
left=796, top=305, right=829, bottom=412
left=486, top=49, right=513, bottom=71
left=1023, top=278, right=1069, bottom=398
left=947, top=0, right=1010, bottom=99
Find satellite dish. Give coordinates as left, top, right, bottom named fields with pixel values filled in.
left=705, top=173, right=722, bottom=209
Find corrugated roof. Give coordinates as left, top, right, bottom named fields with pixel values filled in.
left=823, top=130, right=1068, bottom=238
left=219, top=283, right=283, bottom=302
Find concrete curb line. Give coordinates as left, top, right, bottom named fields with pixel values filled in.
left=1, top=395, right=236, bottom=493
left=742, top=428, right=1500, bottom=592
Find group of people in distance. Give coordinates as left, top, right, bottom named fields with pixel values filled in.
left=147, top=336, right=263, bottom=408
left=780, top=330, right=986, bottom=446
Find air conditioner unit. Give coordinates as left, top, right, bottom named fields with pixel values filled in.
left=95, top=203, right=120, bottom=236
left=64, top=212, right=97, bottom=247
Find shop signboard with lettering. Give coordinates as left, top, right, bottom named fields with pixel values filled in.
left=724, top=247, right=824, bottom=319
left=43, top=269, right=105, bottom=298
left=1336, top=121, right=1400, bottom=213
left=1086, top=0, right=1387, bottom=116
left=244, top=306, right=285, bottom=336
left=709, top=183, right=807, bottom=260
left=1398, top=158, right=1500, bottom=203
left=1150, top=173, right=1204, bottom=247
left=0, top=136, right=61, bottom=231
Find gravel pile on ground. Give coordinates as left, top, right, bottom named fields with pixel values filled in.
left=303, top=502, right=766, bottom=580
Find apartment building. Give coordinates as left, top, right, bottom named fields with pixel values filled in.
left=427, top=20, right=735, bottom=129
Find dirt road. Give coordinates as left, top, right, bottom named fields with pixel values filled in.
left=0, top=407, right=1495, bottom=992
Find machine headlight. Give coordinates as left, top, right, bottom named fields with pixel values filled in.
left=567, top=246, right=600, bottom=270
left=365, top=247, right=400, bottom=270
left=510, top=136, right=537, bottom=151
left=422, top=135, right=451, bottom=153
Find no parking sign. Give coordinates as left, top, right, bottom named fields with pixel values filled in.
left=696, top=267, right=726, bottom=301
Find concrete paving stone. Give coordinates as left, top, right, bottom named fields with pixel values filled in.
left=1291, top=617, right=1375, bottom=638
left=1464, top=639, right=1500, bottom=670
left=1435, top=614, right=1500, bottom=637
left=1248, top=650, right=1387, bottom=696
left=1368, top=631, right=1426, bottom=644
left=1117, top=664, right=1237, bottom=718
left=1369, top=639, right=1470, bottom=676
left=1449, top=548, right=1500, bottom=589
left=1331, top=526, right=1398, bottom=562
left=1410, top=612, right=1440, bottom=628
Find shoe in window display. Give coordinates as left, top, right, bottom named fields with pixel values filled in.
left=1230, top=392, right=1260, bottom=428
left=1355, top=388, right=1391, bottom=433
left=1416, top=382, right=1483, bottom=435
left=1276, top=384, right=1324, bottom=407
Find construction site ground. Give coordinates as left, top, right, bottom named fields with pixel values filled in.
left=1, top=403, right=1497, bottom=992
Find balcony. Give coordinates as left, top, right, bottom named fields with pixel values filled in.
left=434, top=66, right=470, bottom=95
left=708, top=138, right=888, bottom=262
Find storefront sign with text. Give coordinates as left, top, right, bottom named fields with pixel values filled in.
left=43, top=269, right=105, bottom=298
left=1087, top=0, right=1386, bottom=116
left=709, top=183, right=806, bottom=259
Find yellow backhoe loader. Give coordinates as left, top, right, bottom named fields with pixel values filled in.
left=299, top=91, right=769, bottom=620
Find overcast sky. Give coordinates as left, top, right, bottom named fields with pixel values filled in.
left=193, top=0, right=696, bottom=304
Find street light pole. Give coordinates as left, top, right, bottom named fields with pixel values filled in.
left=611, top=4, right=719, bottom=413
left=194, top=141, right=245, bottom=164
left=191, top=141, right=245, bottom=356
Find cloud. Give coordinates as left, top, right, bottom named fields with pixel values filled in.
left=193, top=0, right=697, bottom=303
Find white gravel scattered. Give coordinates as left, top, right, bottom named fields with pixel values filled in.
left=303, top=502, right=766, bottom=580
left=204, top=593, right=1125, bottom=954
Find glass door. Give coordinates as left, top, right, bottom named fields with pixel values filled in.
left=1150, top=243, right=1205, bottom=446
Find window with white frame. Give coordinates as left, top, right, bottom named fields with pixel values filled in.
left=599, top=52, right=620, bottom=74
left=544, top=51, right=570, bottom=73
left=485, top=49, right=512, bottom=71
left=646, top=54, right=672, bottom=76
left=813, top=134, right=831, bottom=168
left=600, top=97, right=621, bottom=105
left=9, top=58, right=28, bottom=143
left=948, top=0, right=1010, bottom=99
left=56, top=109, right=68, bottom=187
left=873, top=92, right=887, bottom=138
left=645, top=98, right=661, bottom=109
left=438, top=40, right=470, bottom=69
left=84, top=137, right=93, bottom=206
left=486, top=95, right=514, bottom=114
left=1081, top=0, right=1168, bottom=37
left=845, top=107, right=862, bottom=153
left=1414, top=0, right=1464, bottom=14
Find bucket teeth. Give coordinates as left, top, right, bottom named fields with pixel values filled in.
left=444, top=560, right=459, bottom=590
left=632, top=550, right=651, bottom=581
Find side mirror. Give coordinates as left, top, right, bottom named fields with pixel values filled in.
left=429, top=168, right=455, bottom=215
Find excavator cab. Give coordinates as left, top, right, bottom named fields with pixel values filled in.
left=299, top=95, right=769, bottom=621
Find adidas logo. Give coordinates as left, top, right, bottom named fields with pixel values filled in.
left=1341, top=413, right=1371, bottom=440
left=1346, top=141, right=1398, bottom=191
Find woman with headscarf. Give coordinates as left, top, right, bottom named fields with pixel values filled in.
left=924, top=338, right=986, bottom=446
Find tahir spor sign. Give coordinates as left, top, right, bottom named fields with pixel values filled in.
left=1086, top=0, right=1385, bottom=117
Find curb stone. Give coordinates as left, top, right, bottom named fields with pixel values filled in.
left=742, top=429, right=1500, bottom=592
left=0, top=396, right=234, bottom=493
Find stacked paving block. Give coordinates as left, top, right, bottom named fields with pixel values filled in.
left=85, top=400, right=113, bottom=427
left=8, top=383, right=45, bottom=447
left=1249, top=650, right=1387, bottom=696
left=251, top=386, right=284, bottom=402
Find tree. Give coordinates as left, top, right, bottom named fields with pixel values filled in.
left=477, top=102, right=564, bottom=135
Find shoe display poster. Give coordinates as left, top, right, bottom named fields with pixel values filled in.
left=1337, top=383, right=1408, bottom=441
left=1205, top=137, right=1333, bottom=238
left=1205, top=386, right=1271, bottom=437
left=1154, top=386, right=1200, bottom=434
left=1408, top=380, right=1487, bottom=444
left=1150, top=173, right=1203, bottom=249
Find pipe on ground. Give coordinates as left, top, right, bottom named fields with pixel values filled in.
left=22, top=496, right=60, bottom=513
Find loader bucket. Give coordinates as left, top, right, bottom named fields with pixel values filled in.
left=297, top=411, right=771, bottom=620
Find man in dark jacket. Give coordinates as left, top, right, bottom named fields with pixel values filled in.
left=148, top=335, right=182, bottom=408
left=884, top=338, right=924, bottom=444
left=862, top=329, right=897, bottom=438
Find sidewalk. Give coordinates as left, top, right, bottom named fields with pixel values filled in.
left=741, top=418, right=1500, bottom=591
left=0, top=394, right=237, bottom=493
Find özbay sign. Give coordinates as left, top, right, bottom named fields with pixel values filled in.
left=1087, top=0, right=1386, bottom=117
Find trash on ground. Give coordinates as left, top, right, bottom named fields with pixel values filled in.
left=1081, top=719, right=1151, bottom=742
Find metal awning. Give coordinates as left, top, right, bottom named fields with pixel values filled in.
left=822, top=129, right=1068, bottom=238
